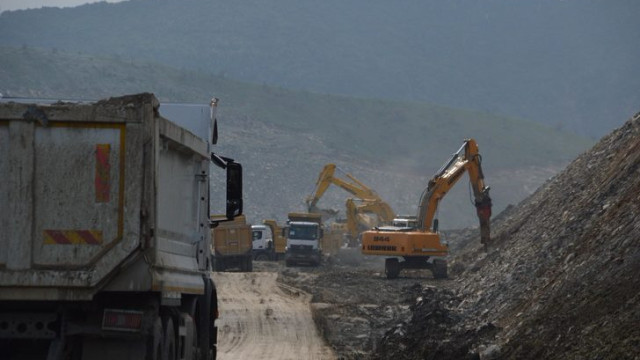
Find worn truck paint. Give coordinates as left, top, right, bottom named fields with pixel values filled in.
left=0, top=93, right=242, bottom=360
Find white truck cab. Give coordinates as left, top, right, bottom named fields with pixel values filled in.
left=251, top=224, right=274, bottom=261
left=284, top=221, right=322, bottom=266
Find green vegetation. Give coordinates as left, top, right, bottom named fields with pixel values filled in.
left=0, top=46, right=592, bottom=170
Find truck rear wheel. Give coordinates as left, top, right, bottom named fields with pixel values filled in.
left=255, top=253, right=269, bottom=261
left=214, top=258, right=224, bottom=272
left=162, top=316, right=176, bottom=360
left=197, top=279, right=216, bottom=360
left=385, top=258, right=401, bottom=279
left=147, top=316, right=164, bottom=360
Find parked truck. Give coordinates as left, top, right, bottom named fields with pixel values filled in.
left=284, top=212, right=324, bottom=267
left=212, top=215, right=253, bottom=272
left=0, top=93, right=242, bottom=360
left=251, top=220, right=286, bottom=261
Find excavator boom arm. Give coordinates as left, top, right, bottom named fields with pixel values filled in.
left=306, top=163, right=386, bottom=212
left=417, top=139, right=492, bottom=244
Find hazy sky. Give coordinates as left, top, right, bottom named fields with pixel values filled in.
left=0, top=0, right=125, bottom=13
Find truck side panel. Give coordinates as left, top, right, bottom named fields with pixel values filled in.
left=0, top=124, right=8, bottom=266
left=154, top=139, right=209, bottom=292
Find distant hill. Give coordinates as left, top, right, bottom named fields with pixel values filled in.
left=0, top=0, right=638, bottom=138
left=0, top=46, right=593, bottom=227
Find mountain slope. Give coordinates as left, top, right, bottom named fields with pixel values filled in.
left=0, top=0, right=638, bottom=138
left=0, top=46, right=591, bottom=227
left=374, top=112, right=640, bottom=359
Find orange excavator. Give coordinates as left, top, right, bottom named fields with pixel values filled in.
left=361, top=139, right=492, bottom=279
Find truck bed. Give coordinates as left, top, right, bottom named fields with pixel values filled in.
left=0, top=94, right=211, bottom=301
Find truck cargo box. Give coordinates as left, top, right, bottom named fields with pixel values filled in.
left=0, top=94, right=212, bottom=301
left=211, top=215, right=253, bottom=271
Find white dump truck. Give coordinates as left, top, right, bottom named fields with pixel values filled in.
left=284, top=212, right=323, bottom=267
left=0, top=93, right=242, bottom=360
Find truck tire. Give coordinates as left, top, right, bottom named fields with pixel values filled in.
left=197, top=280, right=216, bottom=360
left=214, top=258, right=224, bottom=272
left=239, top=256, right=249, bottom=272
left=255, top=253, right=269, bottom=261
left=385, top=258, right=400, bottom=279
left=162, top=316, right=176, bottom=360
left=432, top=259, right=448, bottom=279
left=147, top=316, right=164, bottom=360
left=180, top=313, right=197, bottom=360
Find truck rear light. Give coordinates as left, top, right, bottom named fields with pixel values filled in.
left=102, top=309, right=143, bottom=332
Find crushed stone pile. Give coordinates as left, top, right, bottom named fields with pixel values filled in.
left=372, top=112, right=640, bottom=359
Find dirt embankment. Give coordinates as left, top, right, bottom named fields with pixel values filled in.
left=371, top=112, right=640, bottom=359
left=276, top=249, right=454, bottom=359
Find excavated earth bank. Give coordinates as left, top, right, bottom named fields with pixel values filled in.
left=273, top=112, right=639, bottom=360
left=371, top=112, right=640, bottom=359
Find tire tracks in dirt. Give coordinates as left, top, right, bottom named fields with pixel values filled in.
left=213, top=271, right=336, bottom=360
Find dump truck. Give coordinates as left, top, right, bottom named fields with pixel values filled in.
left=284, top=212, right=324, bottom=266
left=252, top=220, right=286, bottom=261
left=212, top=215, right=253, bottom=272
left=0, top=93, right=243, bottom=360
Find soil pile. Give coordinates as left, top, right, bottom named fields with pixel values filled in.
left=275, top=249, right=447, bottom=359
left=372, top=112, right=640, bottom=359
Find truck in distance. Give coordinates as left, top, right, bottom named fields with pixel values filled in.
left=212, top=214, right=253, bottom=272
left=251, top=220, right=286, bottom=261
left=284, top=212, right=324, bottom=267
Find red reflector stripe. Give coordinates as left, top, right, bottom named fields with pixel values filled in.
left=102, top=309, right=143, bottom=332
left=95, top=144, right=111, bottom=203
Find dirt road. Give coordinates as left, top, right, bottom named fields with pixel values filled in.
left=212, top=271, right=336, bottom=360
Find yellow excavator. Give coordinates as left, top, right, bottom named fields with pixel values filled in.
left=361, top=139, right=492, bottom=279
left=306, top=164, right=395, bottom=246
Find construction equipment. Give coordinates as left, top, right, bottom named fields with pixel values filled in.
left=212, top=214, right=253, bottom=272
left=345, top=198, right=389, bottom=240
left=0, top=94, right=242, bottom=359
left=306, top=163, right=395, bottom=245
left=361, top=139, right=492, bottom=279
left=284, top=212, right=324, bottom=267
left=252, top=220, right=286, bottom=261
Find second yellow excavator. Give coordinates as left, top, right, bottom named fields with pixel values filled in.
left=306, top=164, right=395, bottom=245
left=361, top=139, right=492, bottom=279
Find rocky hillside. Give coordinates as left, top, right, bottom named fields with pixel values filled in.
left=209, top=111, right=566, bottom=229
left=0, top=46, right=592, bottom=228
left=373, top=111, right=640, bottom=359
